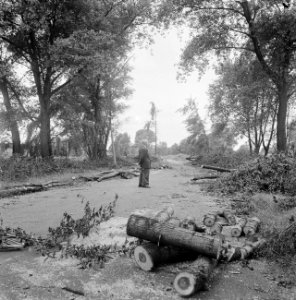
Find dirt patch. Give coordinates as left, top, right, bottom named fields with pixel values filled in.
left=0, top=155, right=295, bottom=299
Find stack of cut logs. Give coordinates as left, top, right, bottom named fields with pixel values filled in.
left=126, top=207, right=265, bottom=297
left=0, top=228, right=25, bottom=251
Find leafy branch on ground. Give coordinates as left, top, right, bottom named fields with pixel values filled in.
left=211, top=154, right=296, bottom=195
left=1, top=196, right=137, bottom=269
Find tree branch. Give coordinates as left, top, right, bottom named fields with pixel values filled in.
left=5, top=79, right=37, bottom=123
left=212, top=46, right=254, bottom=52
left=187, top=6, right=245, bottom=17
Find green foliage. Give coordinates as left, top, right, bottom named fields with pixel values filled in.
left=48, top=200, right=117, bottom=241
left=134, top=128, right=155, bottom=149
left=1, top=199, right=137, bottom=269
left=159, top=0, right=296, bottom=152
left=218, top=154, right=296, bottom=195
left=192, top=151, right=254, bottom=169
left=0, top=156, right=135, bottom=181
left=209, top=57, right=277, bottom=155
left=178, top=98, right=205, bottom=143
left=112, top=132, right=131, bottom=157
left=0, top=0, right=156, bottom=158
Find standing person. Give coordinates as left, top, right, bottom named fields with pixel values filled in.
left=138, top=147, right=151, bottom=188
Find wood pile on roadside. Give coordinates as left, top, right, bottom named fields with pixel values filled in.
left=0, top=228, right=25, bottom=251
left=127, top=207, right=265, bottom=297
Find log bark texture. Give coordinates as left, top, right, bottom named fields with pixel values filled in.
left=173, top=256, right=215, bottom=297
left=127, top=214, right=222, bottom=259
left=222, top=210, right=236, bottom=226
left=210, top=222, right=223, bottom=236
left=134, top=242, right=197, bottom=271
left=154, top=207, right=174, bottom=223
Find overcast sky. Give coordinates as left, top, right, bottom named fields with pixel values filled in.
left=118, top=28, right=217, bottom=147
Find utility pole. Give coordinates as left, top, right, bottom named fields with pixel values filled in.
left=110, top=114, right=117, bottom=167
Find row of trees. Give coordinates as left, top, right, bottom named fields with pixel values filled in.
left=1, top=0, right=296, bottom=159
left=159, top=0, right=296, bottom=154
left=0, top=0, right=156, bottom=159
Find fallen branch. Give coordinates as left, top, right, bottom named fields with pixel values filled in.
left=201, top=165, right=236, bottom=173
left=191, top=175, right=219, bottom=181
left=0, top=185, right=44, bottom=198
left=61, top=287, right=85, bottom=296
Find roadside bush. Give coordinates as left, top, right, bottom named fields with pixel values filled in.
left=217, top=154, right=296, bottom=195
left=0, top=156, right=136, bottom=181
left=190, top=151, right=254, bottom=169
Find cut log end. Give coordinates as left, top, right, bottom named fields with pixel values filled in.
left=134, top=245, right=155, bottom=271
left=174, top=272, right=196, bottom=297
left=231, top=226, right=242, bottom=237
left=203, top=214, right=217, bottom=227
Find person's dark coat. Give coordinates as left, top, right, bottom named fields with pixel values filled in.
left=138, top=148, right=151, bottom=169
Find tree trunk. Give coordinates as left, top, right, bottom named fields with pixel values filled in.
left=134, top=242, right=197, bottom=271
left=127, top=214, right=222, bottom=259
left=0, top=78, right=22, bottom=155
left=277, top=84, right=288, bottom=152
left=40, top=96, right=52, bottom=158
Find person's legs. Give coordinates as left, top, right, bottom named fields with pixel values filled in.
left=139, top=170, right=144, bottom=187
left=139, top=169, right=150, bottom=187
left=142, top=169, right=150, bottom=187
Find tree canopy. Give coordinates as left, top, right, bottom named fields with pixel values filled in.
left=159, top=0, right=296, bottom=152
left=0, top=0, right=156, bottom=158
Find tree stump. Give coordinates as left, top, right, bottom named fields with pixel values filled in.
left=173, top=256, right=215, bottom=297
left=243, top=217, right=260, bottom=236
left=231, top=217, right=247, bottom=237
left=127, top=214, right=222, bottom=259
left=134, top=242, right=197, bottom=271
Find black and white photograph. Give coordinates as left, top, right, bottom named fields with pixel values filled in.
left=0, top=1, right=296, bottom=299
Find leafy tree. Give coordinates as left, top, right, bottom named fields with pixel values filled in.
left=178, top=98, right=206, bottom=146
left=113, top=132, right=131, bottom=157
left=159, top=0, right=296, bottom=152
left=209, top=56, right=277, bottom=155
left=0, top=70, right=22, bottom=155
left=0, top=0, right=92, bottom=157
left=0, top=0, right=155, bottom=158
left=54, top=62, right=132, bottom=159
left=135, top=128, right=155, bottom=151
left=157, top=141, right=169, bottom=155
left=208, top=122, right=237, bottom=155
left=168, top=143, right=180, bottom=155
left=0, top=43, right=38, bottom=155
